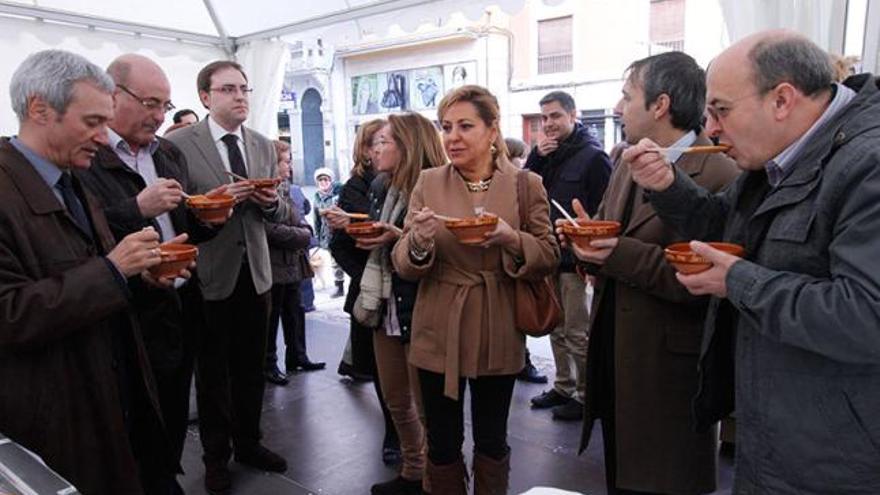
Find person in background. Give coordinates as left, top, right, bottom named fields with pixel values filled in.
left=504, top=136, right=527, bottom=168
left=78, top=53, right=222, bottom=495
left=0, top=49, right=173, bottom=495
left=626, top=30, right=880, bottom=493
left=286, top=177, right=318, bottom=312
left=166, top=60, right=291, bottom=494
left=327, top=119, right=402, bottom=466
left=164, top=109, right=200, bottom=136
left=504, top=136, right=548, bottom=385
left=264, top=140, right=323, bottom=386
left=392, top=85, right=559, bottom=493
left=313, top=166, right=345, bottom=297
left=566, top=51, right=739, bottom=495
left=525, top=90, right=612, bottom=421
left=173, top=108, right=199, bottom=125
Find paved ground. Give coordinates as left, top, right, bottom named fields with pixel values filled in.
left=178, top=279, right=734, bottom=495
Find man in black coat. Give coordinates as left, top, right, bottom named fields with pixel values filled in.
left=77, top=54, right=222, bottom=495
left=525, top=90, right=612, bottom=421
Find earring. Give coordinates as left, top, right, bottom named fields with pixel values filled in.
left=490, top=144, right=497, bottom=155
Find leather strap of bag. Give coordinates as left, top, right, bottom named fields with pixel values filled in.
left=516, top=170, right=529, bottom=234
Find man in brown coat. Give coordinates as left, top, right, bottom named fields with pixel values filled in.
left=564, top=52, right=739, bottom=494
left=0, top=50, right=174, bottom=494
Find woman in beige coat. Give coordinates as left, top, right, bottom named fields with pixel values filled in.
left=392, top=86, right=559, bottom=494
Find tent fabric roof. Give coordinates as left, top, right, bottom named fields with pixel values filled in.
left=0, top=0, right=533, bottom=49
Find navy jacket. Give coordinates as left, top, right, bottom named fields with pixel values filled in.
left=525, top=122, right=612, bottom=271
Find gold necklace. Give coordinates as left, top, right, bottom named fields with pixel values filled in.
left=463, top=177, right=492, bottom=193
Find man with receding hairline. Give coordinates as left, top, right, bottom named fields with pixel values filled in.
left=626, top=29, right=880, bottom=493
left=78, top=53, right=224, bottom=495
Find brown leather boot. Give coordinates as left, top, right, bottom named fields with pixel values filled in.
left=473, top=452, right=510, bottom=495
left=426, top=458, right=467, bottom=495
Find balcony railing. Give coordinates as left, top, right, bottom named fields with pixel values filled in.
left=538, top=54, right=573, bottom=74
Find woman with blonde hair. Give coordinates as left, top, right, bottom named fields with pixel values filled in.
left=330, top=112, right=445, bottom=494
left=392, top=86, right=559, bottom=493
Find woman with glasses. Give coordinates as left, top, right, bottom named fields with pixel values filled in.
left=326, top=119, right=403, bottom=466
left=392, top=85, right=559, bottom=493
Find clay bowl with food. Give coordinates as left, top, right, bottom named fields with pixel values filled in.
left=186, top=193, right=235, bottom=223
left=249, top=177, right=282, bottom=191
left=149, top=243, right=198, bottom=279
left=445, top=214, right=499, bottom=245
left=345, top=221, right=385, bottom=240
left=560, top=220, right=622, bottom=251
left=664, top=242, right=745, bottom=274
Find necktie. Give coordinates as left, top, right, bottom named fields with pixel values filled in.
left=221, top=133, right=248, bottom=179
left=57, top=172, right=92, bottom=237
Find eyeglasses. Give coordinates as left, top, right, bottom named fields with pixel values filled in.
left=117, top=84, right=176, bottom=113
left=210, top=85, right=254, bottom=96
left=705, top=90, right=767, bottom=122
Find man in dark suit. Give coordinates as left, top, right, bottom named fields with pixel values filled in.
left=166, top=60, right=291, bottom=494
left=562, top=52, right=739, bottom=494
left=78, top=53, right=223, bottom=494
left=0, top=49, right=173, bottom=494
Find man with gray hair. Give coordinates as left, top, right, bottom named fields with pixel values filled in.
left=0, top=49, right=174, bottom=493
left=627, top=30, right=880, bottom=492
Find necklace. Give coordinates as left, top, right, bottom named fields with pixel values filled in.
left=463, top=177, right=492, bottom=193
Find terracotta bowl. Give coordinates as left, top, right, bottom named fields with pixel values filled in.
left=664, top=242, right=745, bottom=274
left=345, top=221, right=385, bottom=239
left=560, top=220, right=622, bottom=251
left=445, top=214, right=499, bottom=245
left=149, top=243, right=198, bottom=279
left=186, top=193, right=235, bottom=223
left=249, top=177, right=282, bottom=190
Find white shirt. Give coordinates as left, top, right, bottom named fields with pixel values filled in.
left=208, top=115, right=248, bottom=177
left=107, top=128, right=177, bottom=243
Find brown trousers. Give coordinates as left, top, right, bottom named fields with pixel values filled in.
left=373, top=330, right=425, bottom=481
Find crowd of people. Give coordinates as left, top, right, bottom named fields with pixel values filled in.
left=0, top=26, right=877, bottom=495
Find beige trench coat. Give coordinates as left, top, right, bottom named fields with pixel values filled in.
left=392, top=158, right=559, bottom=399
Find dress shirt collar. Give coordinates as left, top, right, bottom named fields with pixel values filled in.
left=208, top=115, right=243, bottom=144
left=9, top=136, right=63, bottom=189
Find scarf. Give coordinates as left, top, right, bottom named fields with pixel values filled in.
left=352, top=185, right=408, bottom=328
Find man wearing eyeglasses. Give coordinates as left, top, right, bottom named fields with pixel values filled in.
left=626, top=30, right=880, bottom=493
left=166, top=60, right=291, bottom=495
left=77, top=53, right=225, bottom=495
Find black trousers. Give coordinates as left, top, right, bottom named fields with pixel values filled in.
left=197, top=267, right=271, bottom=462
left=266, top=282, right=308, bottom=371
left=418, top=369, right=516, bottom=464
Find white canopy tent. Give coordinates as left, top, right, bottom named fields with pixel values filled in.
left=0, top=0, right=875, bottom=136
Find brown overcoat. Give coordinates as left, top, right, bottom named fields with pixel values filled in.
left=581, top=135, right=740, bottom=494
left=0, top=140, right=164, bottom=494
left=392, top=158, right=559, bottom=399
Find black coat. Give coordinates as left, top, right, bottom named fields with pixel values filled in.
left=525, top=122, right=612, bottom=271
left=267, top=189, right=313, bottom=285
left=78, top=138, right=217, bottom=373
left=330, top=170, right=376, bottom=313
left=366, top=177, right=419, bottom=342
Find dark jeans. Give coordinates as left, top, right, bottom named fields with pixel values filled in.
left=197, top=267, right=271, bottom=462
left=266, top=282, right=308, bottom=371
left=300, top=278, right=315, bottom=309
left=418, top=369, right=516, bottom=464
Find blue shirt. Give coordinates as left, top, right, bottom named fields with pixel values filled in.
left=9, top=136, right=65, bottom=205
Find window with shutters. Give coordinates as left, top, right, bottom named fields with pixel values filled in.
left=537, top=16, right=573, bottom=74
